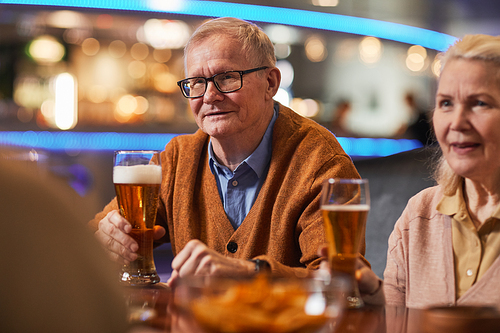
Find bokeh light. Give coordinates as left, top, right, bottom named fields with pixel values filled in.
left=109, top=40, right=127, bottom=58
left=312, top=0, right=339, bottom=6
left=265, top=25, right=299, bottom=44
left=138, top=19, right=190, bottom=49
left=134, top=96, right=149, bottom=115
left=130, top=42, right=149, bottom=60
left=359, top=36, right=382, bottom=64
left=153, top=72, right=178, bottom=93
left=274, top=44, right=291, bottom=59
left=82, top=38, right=100, bottom=56
left=153, top=48, right=172, bottom=63
left=432, top=57, right=442, bottom=77
left=274, top=88, right=290, bottom=107
left=277, top=60, right=294, bottom=89
left=305, top=35, right=327, bottom=62
left=28, top=35, right=65, bottom=64
left=96, top=14, right=113, bottom=29
left=128, top=60, right=147, bottom=79
left=46, top=10, right=86, bottom=29
left=406, top=45, right=427, bottom=72
left=117, top=94, right=137, bottom=115
left=54, top=73, right=78, bottom=130
left=291, top=98, right=320, bottom=117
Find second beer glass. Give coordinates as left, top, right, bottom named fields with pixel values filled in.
left=321, top=178, right=370, bottom=308
left=114, top=150, right=162, bottom=285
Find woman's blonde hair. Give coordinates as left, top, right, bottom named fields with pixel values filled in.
left=434, top=34, right=500, bottom=194
left=183, top=17, right=276, bottom=71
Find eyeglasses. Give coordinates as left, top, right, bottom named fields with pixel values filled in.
left=177, top=66, right=268, bottom=98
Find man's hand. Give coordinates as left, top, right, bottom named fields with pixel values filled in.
left=94, top=210, right=166, bottom=264
left=355, top=260, right=382, bottom=296
left=166, top=239, right=255, bottom=287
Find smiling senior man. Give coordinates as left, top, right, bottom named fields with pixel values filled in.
left=90, top=17, right=360, bottom=286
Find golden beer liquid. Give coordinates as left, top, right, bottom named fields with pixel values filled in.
left=322, top=205, right=369, bottom=275
left=115, top=183, right=160, bottom=275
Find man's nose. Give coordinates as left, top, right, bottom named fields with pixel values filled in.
left=203, top=81, right=224, bottom=102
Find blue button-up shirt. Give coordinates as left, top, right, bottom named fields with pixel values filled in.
left=209, top=105, right=278, bottom=230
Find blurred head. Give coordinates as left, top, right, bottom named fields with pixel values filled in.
left=433, top=34, right=500, bottom=194
left=181, top=17, right=280, bottom=141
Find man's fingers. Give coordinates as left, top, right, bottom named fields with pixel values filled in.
left=107, top=210, right=132, bottom=234
left=153, top=225, right=166, bottom=240
left=355, top=265, right=381, bottom=295
left=166, top=270, right=180, bottom=288
left=95, top=210, right=138, bottom=262
left=99, top=212, right=138, bottom=251
left=171, top=241, right=204, bottom=274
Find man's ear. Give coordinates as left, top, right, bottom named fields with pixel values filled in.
left=265, top=67, right=281, bottom=100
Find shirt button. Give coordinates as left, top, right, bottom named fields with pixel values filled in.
left=232, top=180, right=238, bottom=187
left=227, top=242, right=238, bottom=253
left=466, top=269, right=473, bottom=277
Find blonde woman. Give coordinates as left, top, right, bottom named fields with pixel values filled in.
left=347, top=34, right=500, bottom=309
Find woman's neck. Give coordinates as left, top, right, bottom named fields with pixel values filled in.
left=464, top=178, right=500, bottom=228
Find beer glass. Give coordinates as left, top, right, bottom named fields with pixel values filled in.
left=321, top=178, right=370, bottom=308
left=114, top=150, right=162, bottom=285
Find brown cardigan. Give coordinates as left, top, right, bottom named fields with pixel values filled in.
left=90, top=103, right=360, bottom=277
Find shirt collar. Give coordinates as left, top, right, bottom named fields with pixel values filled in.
left=436, top=181, right=464, bottom=216
left=208, top=103, right=279, bottom=178
left=436, top=180, right=500, bottom=220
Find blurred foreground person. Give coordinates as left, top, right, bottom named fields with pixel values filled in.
left=0, top=154, right=129, bottom=332
left=353, top=34, right=500, bottom=309
left=90, top=17, right=360, bottom=286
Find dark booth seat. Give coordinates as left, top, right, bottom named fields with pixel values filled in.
left=354, top=147, right=437, bottom=278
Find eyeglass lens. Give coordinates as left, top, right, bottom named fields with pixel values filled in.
left=182, top=72, right=242, bottom=98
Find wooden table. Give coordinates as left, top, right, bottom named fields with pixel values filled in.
left=122, top=284, right=500, bottom=333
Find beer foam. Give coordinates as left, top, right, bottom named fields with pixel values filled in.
left=113, top=165, right=162, bottom=184
left=321, top=204, right=370, bottom=211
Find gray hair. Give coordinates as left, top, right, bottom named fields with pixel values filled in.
left=183, top=17, right=276, bottom=71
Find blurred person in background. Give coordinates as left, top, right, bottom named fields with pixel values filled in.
left=0, top=153, right=129, bottom=332
left=396, top=91, right=433, bottom=146
left=90, top=17, right=360, bottom=286
left=330, top=99, right=354, bottom=137
left=348, top=34, right=500, bottom=308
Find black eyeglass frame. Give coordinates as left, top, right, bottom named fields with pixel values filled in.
left=176, top=66, right=269, bottom=98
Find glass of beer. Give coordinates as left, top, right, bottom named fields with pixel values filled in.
left=321, top=178, right=370, bottom=308
left=114, top=150, right=162, bottom=285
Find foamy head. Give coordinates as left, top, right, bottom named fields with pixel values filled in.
left=113, top=165, right=162, bottom=184
left=321, top=204, right=370, bottom=211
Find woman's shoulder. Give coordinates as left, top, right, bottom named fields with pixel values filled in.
left=409, top=185, right=443, bottom=207
left=401, top=185, right=444, bottom=224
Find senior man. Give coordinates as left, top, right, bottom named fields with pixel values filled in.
left=90, top=17, right=360, bottom=285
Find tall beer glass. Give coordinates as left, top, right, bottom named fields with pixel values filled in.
left=321, top=178, right=370, bottom=308
left=114, top=150, right=162, bottom=285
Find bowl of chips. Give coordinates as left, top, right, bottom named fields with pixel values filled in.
left=173, top=274, right=349, bottom=333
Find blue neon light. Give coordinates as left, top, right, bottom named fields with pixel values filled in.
left=0, top=0, right=458, bottom=51
left=0, top=131, right=422, bottom=157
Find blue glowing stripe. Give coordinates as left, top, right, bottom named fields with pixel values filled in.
left=0, top=131, right=179, bottom=151
left=0, top=0, right=458, bottom=51
left=337, top=137, right=422, bottom=157
left=0, top=131, right=422, bottom=157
